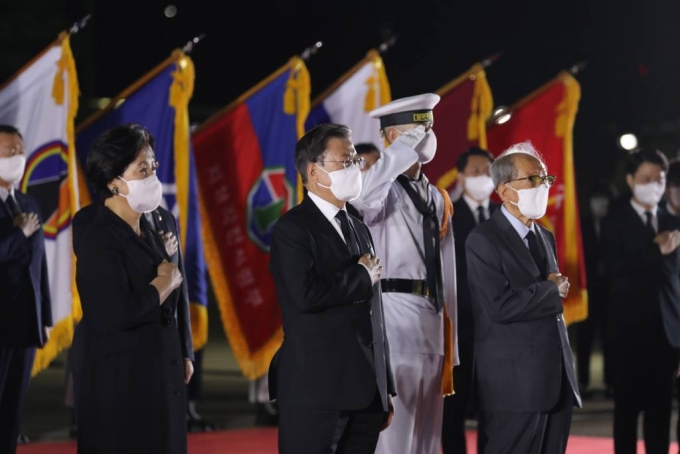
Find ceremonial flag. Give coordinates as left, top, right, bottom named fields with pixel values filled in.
left=0, top=33, right=80, bottom=374
left=305, top=50, right=390, bottom=144
left=423, top=63, right=493, bottom=193
left=192, top=58, right=310, bottom=379
left=487, top=72, right=587, bottom=325
left=75, top=50, right=209, bottom=348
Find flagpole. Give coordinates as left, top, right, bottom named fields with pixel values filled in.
left=194, top=41, right=322, bottom=134
left=436, top=52, right=500, bottom=96
left=182, top=33, right=206, bottom=55
left=0, top=15, right=92, bottom=93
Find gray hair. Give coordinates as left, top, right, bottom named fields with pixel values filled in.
left=490, top=141, right=546, bottom=187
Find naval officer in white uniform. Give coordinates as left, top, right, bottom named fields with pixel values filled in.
left=352, top=94, right=459, bottom=454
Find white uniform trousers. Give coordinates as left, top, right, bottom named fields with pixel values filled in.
left=375, top=352, right=444, bottom=454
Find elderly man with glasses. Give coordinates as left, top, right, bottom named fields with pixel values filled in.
left=465, top=141, right=581, bottom=454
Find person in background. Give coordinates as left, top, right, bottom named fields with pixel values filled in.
left=602, top=148, right=680, bottom=454
left=0, top=124, right=52, bottom=453
left=442, top=146, right=498, bottom=454
left=355, top=142, right=381, bottom=173
left=576, top=184, right=613, bottom=398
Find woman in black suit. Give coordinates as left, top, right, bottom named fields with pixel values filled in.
left=71, top=124, right=192, bottom=453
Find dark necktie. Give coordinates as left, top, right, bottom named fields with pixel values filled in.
left=396, top=175, right=445, bottom=312
left=526, top=230, right=548, bottom=279
left=5, top=194, right=20, bottom=217
left=644, top=211, right=655, bottom=234
left=477, top=206, right=487, bottom=223
left=336, top=210, right=361, bottom=257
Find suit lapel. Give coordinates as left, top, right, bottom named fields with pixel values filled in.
left=301, top=197, right=351, bottom=258
left=491, top=209, right=542, bottom=278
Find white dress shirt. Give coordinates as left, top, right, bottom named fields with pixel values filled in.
left=307, top=191, right=373, bottom=279
left=463, top=194, right=491, bottom=224
left=0, top=186, right=16, bottom=203
left=500, top=204, right=535, bottom=248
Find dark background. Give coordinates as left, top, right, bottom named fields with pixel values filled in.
left=3, top=0, right=680, bottom=204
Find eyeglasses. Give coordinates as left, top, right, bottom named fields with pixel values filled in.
left=505, top=174, right=556, bottom=188
left=320, top=156, right=366, bottom=170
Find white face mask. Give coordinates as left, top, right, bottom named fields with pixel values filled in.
left=117, top=174, right=163, bottom=213
left=414, top=129, right=437, bottom=164
left=589, top=196, right=609, bottom=218
left=633, top=182, right=665, bottom=207
left=464, top=175, right=495, bottom=202
left=0, top=155, right=26, bottom=184
left=508, top=184, right=550, bottom=219
left=315, top=164, right=363, bottom=202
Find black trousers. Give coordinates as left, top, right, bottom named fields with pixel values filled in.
left=0, top=347, right=35, bottom=454
left=478, top=371, right=574, bottom=454
left=612, top=329, right=677, bottom=454
left=442, top=340, right=474, bottom=454
left=278, top=391, right=386, bottom=454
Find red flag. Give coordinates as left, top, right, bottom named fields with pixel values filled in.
left=192, top=58, right=310, bottom=379
left=423, top=63, right=493, bottom=192
left=487, top=72, right=587, bottom=325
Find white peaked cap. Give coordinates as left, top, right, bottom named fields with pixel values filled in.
left=369, top=93, right=441, bottom=129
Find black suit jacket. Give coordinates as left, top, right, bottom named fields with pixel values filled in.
left=268, top=196, right=396, bottom=412
left=602, top=201, right=680, bottom=349
left=145, top=207, right=194, bottom=361
left=466, top=208, right=580, bottom=413
left=453, top=198, right=499, bottom=342
left=70, top=204, right=188, bottom=450
left=0, top=191, right=52, bottom=348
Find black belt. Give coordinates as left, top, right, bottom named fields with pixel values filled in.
left=380, top=279, right=431, bottom=297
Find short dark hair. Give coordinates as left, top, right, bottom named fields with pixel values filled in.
left=457, top=147, right=494, bottom=172
left=0, top=124, right=22, bottom=139
left=295, top=123, right=351, bottom=184
left=625, top=148, right=668, bottom=176
left=355, top=142, right=380, bottom=156
left=86, top=123, right=156, bottom=199
left=668, top=159, right=680, bottom=185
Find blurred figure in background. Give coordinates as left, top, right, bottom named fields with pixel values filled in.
left=576, top=183, right=613, bottom=398
left=602, top=149, right=680, bottom=454
left=355, top=142, right=381, bottom=173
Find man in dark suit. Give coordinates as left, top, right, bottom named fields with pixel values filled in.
left=466, top=142, right=581, bottom=453
left=442, top=147, right=499, bottom=454
left=0, top=124, right=52, bottom=453
left=602, top=149, right=680, bottom=454
left=268, top=123, right=396, bottom=453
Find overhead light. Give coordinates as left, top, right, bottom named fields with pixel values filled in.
left=164, top=5, right=178, bottom=18
left=619, top=133, right=638, bottom=151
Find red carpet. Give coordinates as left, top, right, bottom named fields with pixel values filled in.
left=16, top=429, right=680, bottom=453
